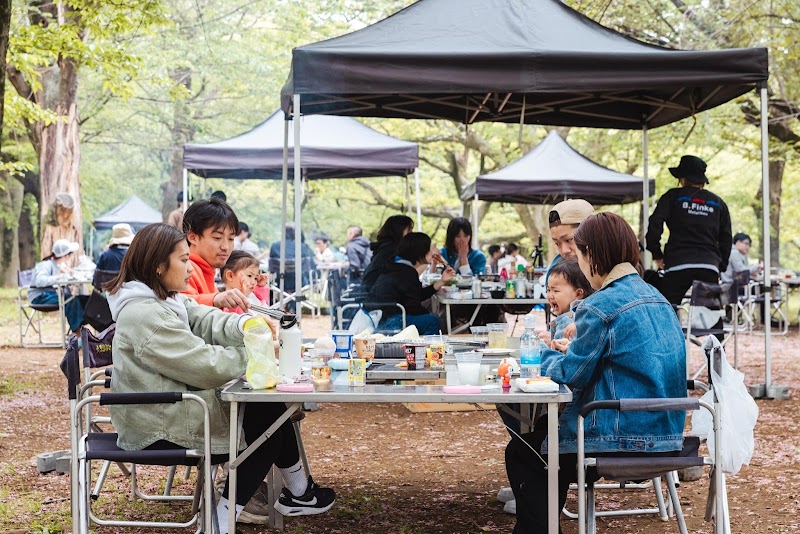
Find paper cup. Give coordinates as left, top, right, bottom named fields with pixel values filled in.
left=354, top=338, right=376, bottom=360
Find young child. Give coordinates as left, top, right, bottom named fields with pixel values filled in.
left=221, top=250, right=271, bottom=314
left=547, top=258, right=594, bottom=347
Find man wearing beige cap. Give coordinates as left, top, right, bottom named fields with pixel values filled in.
left=96, top=223, right=134, bottom=272
left=546, top=199, right=595, bottom=283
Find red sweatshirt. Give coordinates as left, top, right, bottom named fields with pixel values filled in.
left=183, top=252, right=217, bottom=307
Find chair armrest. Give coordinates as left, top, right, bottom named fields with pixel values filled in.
left=579, top=397, right=700, bottom=418
left=99, top=392, right=184, bottom=405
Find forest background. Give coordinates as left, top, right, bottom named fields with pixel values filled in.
left=0, top=0, right=798, bottom=284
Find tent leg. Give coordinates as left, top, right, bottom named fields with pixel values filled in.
left=280, top=117, right=289, bottom=296
left=182, top=168, right=189, bottom=212
left=415, top=169, right=422, bottom=232
left=759, top=85, right=775, bottom=396
left=641, top=125, right=651, bottom=267
left=473, top=194, right=479, bottom=249
left=293, top=95, right=303, bottom=326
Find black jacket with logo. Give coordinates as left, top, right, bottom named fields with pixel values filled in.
left=646, top=186, right=732, bottom=272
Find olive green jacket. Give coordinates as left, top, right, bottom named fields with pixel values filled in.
left=109, top=290, right=247, bottom=454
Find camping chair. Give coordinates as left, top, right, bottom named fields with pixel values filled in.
left=576, top=395, right=726, bottom=534
left=746, top=278, right=789, bottom=336
left=731, top=270, right=756, bottom=334
left=65, top=335, right=216, bottom=533
left=328, top=271, right=407, bottom=334
left=268, top=257, right=320, bottom=316
left=18, top=269, right=62, bottom=348
left=683, top=280, right=739, bottom=377
left=82, top=269, right=117, bottom=332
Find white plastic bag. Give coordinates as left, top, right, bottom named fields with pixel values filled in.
left=348, top=308, right=382, bottom=334
left=243, top=317, right=280, bottom=389
left=691, top=337, right=759, bottom=474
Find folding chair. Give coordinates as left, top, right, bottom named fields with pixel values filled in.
left=18, top=269, right=62, bottom=348
left=731, top=270, right=756, bottom=334
left=65, top=337, right=216, bottom=533
left=683, top=280, right=739, bottom=378
left=577, top=396, right=727, bottom=534
left=268, top=257, right=320, bottom=316
left=747, top=279, right=789, bottom=336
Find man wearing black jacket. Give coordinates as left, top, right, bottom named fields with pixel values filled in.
left=646, top=155, right=733, bottom=305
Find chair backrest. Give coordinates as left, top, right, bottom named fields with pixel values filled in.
left=81, top=324, right=116, bottom=369
left=690, top=280, right=735, bottom=310
left=61, top=334, right=82, bottom=400
left=267, top=256, right=315, bottom=274
left=92, top=269, right=118, bottom=289
left=18, top=269, right=33, bottom=288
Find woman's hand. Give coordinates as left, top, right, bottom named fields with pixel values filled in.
left=433, top=267, right=456, bottom=290
left=551, top=338, right=571, bottom=353
left=456, top=239, right=469, bottom=265
left=213, top=289, right=250, bottom=311
left=563, top=323, right=577, bottom=339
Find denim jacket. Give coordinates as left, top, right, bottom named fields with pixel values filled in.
left=549, top=299, right=581, bottom=341
left=541, top=263, right=687, bottom=454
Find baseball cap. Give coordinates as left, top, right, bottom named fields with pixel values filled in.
left=53, top=239, right=80, bottom=258
left=549, top=199, right=595, bottom=227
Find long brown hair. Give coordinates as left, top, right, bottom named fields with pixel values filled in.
left=105, top=223, right=187, bottom=300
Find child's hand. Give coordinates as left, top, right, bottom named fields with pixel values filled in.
left=256, top=273, right=269, bottom=287
left=563, top=323, right=577, bottom=340
left=535, top=328, right=551, bottom=343
left=551, top=338, right=571, bottom=353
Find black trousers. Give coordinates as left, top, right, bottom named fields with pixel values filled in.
left=148, top=401, right=300, bottom=506
left=658, top=268, right=719, bottom=306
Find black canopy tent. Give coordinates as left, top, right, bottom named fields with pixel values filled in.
left=277, top=0, right=776, bottom=402
left=181, top=110, right=420, bottom=300
left=460, top=131, right=655, bottom=206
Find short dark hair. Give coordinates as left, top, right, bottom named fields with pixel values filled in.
left=105, top=223, right=186, bottom=300
left=210, top=190, right=227, bottom=202
left=733, top=232, right=751, bottom=244
left=444, top=217, right=472, bottom=253
left=488, top=244, right=501, bottom=256
left=506, top=242, right=519, bottom=254
left=574, top=212, right=640, bottom=277
left=376, top=215, right=414, bottom=243
left=547, top=258, right=594, bottom=298
left=397, top=232, right=432, bottom=265
left=183, top=198, right=239, bottom=237
left=221, top=250, right=260, bottom=280
left=239, top=222, right=250, bottom=236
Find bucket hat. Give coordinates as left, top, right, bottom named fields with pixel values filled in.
left=669, top=155, right=708, bottom=184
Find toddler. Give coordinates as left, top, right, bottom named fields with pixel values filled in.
left=547, top=258, right=593, bottom=347
left=221, top=250, right=271, bottom=314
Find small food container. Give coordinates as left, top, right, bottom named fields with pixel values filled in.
left=354, top=337, right=376, bottom=360
left=330, top=330, right=354, bottom=358
left=348, top=358, right=367, bottom=386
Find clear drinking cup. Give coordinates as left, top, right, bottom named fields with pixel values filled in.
left=487, top=323, right=507, bottom=349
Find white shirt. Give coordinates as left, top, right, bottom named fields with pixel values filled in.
left=235, top=237, right=260, bottom=256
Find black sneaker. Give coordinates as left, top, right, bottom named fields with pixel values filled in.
left=273, top=476, right=335, bottom=516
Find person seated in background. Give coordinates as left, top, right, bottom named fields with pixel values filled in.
left=234, top=222, right=260, bottom=255
left=362, top=215, right=414, bottom=291
left=167, top=191, right=185, bottom=229
left=345, top=225, right=372, bottom=282
left=314, top=235, right=336, bottom=263
left=369, top=232, right=455, bottom=335
left=221, top=250, right=271, bottom=313
left=106, top=224, right=335, bottom=531
left=486, top=244, right=504, bottom=274
left=182, top=198, right=250, bottom=311
left=439, top=217, right=486, bottom=275
left=96, top=223, right=134, bottom=273
left=268, top=223, right=317, bottom=293
left=721, top=232, right=762, bottom=284
left=498, top=242, right=527, bottom=272
left=505, top=213, right=686, bottom=534
left=29, top=239, right=88, bottom=334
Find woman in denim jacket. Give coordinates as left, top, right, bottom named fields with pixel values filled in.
left=505, top=212, right=686, bottom=534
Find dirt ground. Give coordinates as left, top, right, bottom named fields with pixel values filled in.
left=1, top=315, right=799, bottom=533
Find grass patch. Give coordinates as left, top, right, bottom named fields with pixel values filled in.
left=0, top=288, right=19, bottom=327
left=0, top=378, right=34, bottom=396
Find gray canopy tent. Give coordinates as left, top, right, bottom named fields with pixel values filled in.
left=89, top=195, right=162, bottom=255
left=278, top=0, right=776, bottom=414
left=182, top=110, right=420, bottom=304
left=460, top=131, right=655, bottom=228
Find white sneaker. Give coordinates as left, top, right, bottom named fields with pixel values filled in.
left=503, top=499, right=517, bottom=515
left=496, top=487, right=515, bottom=503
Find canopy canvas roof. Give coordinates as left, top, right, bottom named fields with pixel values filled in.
left=280, top=0, right=767, bottom=129
left=461, top=131, right=654, bottom=205
left=92, top=195, right=162, bottom=230
left=183, top=110, right=418, bottom=180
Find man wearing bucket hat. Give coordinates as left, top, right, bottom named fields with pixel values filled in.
left=29, top=238, right=88, bottom=333
left=645, top=155, right=732, bottom=305
left=96, top=223, right=135, bottom=272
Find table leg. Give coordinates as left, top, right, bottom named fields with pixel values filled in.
left=58, top=287, right=67, bottom=349
left=227, top=401, right=239, bottom=534
left=445, top=303, right=453, bottom=334
left=547, top=401, right=559, bottom=534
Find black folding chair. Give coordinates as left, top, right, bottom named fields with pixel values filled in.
left=683, top=280, right=739, bottom=378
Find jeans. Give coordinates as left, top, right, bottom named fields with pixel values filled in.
left=32, top=291, right=87, bottom=332
left=147, top=402, right=299, bottom=506
left=381, top=312, right=440, bottom=335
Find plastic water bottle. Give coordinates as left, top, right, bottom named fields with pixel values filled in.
left=279, top=316, right=302, bottom=378
left=519, top=315, right=541, bottom=378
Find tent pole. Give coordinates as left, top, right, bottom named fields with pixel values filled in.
left=293, top=95, right=303, bottom=326
left=280, top=117, right=289, bottom=296
left=642, top=125, right=651, bottom=266
left=415, top=169, right=422, bottom=232
left=760, top=86, right=772, bottom=393
left=182, top=168, right=189, bottom=212
left=473, top=194, right=479, bottom=248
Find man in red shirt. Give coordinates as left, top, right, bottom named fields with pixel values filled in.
left=181, top=198, right=250, bottom=311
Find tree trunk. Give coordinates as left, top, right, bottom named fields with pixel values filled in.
left=162, top=68, right=193, bottom=219
left=753, top=159, right=784, bottom=266
left=0, top=176, right=24, bottom=285
left=0, top=0, right=11, bottom=153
